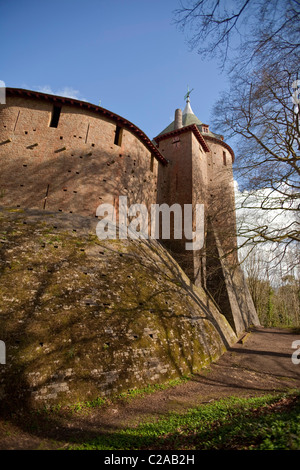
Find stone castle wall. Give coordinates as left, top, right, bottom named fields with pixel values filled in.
left=0, top=88, right=259, bottom=339
left=154, top=125, right=237, bottom=285
left=154, top=125, right=259, bottom=336
left=0, top=91, right=164, bottom=218
left=207, top=140, right=238, bottom=263
left=0, top=208, right=237, bottom=409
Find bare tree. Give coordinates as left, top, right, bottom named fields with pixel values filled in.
left=174, top=0, right=300, bottom=69
left=174, top=0, right=300, bottom=269
left=242, top=247, right=300, bottom=326
left=215, top=67, right=300, bottom=261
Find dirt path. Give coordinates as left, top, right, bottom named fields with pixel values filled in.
left=0, top=326, right=299, bottom=450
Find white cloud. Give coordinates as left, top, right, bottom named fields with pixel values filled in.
left=0, top=80, right=6, bottom=104
left=36, top=85, right=87, bottom=102
left=234, top=181, right=298, bottom=238
left=234, top=181, right=299, bottom=282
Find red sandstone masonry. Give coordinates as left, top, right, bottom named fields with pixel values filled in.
left=153, top=121, right=259, bottom=335
left=0, top=88, right=259, bottom=335
left=0, top=92, right=163, bottom=217
left=154, top=125, right=237, bottom=286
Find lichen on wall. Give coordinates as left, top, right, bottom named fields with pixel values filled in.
left=0, top=207, right=236, bottom=410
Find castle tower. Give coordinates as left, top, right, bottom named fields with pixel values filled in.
left=155, top=93, right=260, bottom=335
left=0, top=87, right=259, bottom=337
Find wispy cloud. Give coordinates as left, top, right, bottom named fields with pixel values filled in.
left=36, top=85, right=87, bottom=102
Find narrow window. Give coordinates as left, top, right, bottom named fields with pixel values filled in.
left=49, top=105, right=61, bottom=128
left=43, top=184, right=50, bottom=210
left=223, top=151, right=227, bottom=166
left=85, top=123, right=90, bottom=143
left=13, top=110, right=20, bottom=132
left=114, top=125, right=123, bottom=146
left=150, top=154, right=154, bottom=172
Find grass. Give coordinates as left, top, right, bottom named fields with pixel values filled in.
left=47, top=376, right=192, bottom=414
left=115, top=376, right=191, bottom=401
left=69, top=391, right=300, bottom=450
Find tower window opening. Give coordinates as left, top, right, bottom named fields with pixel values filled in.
left=43, top=184, right=50, bottom=210
left=223, top=151, right=227, bottom=166
left=49, top=105, right=62, bottom=128
left=150, top=154, right=154, bottom=172
left=114, top=125, right=123, bottom=146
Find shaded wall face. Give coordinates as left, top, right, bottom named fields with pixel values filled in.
left=191, top=133, right=208, bottom=286
left=0, top=97, right=159, bottom=217
left=156, top=131, right=209, bottom=284
left=157, top=131, right=239, bottom=299
left=156, top=131, right=192, bottom=250
left=207, top=141, right=238, bottom=264
left=156, top=131, right=193, bottom=208
left=205, top=141, right=240, bottom=328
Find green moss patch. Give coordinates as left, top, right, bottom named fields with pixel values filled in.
left=0, top=207, right=235, bottom=411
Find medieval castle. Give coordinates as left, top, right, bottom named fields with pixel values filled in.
left=0, top=88, right=260, bottom=406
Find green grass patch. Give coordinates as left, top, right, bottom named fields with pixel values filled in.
left=43, top=376, right=192, bottom=415
left=115, top=376, right=191, bottom=402
left=69, top=391, right=300, bottom=450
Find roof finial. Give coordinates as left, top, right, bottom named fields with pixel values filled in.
left=183, top=86, right=195, bottom=115
left=184, top=86, right=194, bottom=103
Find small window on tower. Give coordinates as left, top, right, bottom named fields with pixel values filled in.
left=114, top=125, right=123, bottom=146
left=150, top=154, right=154, bottom=172
left=223, top=151, right=227, bottom=166
left=49, top=105, right=61, bottom=128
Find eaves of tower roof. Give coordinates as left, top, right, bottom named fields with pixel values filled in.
left=153, top=123, right=210, bottom=153
left=158, top=112, right=203, bottom=136
left=205, top=134, right=235, bottom=162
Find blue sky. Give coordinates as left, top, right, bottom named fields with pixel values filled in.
left=0, top=0, right=229, bottom=140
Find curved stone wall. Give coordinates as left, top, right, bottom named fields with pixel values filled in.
left=0, top=208, right=236, bottom=409
left=207, top=139, right=238, bottom=262
left=0, top=90, right=164, bottom=217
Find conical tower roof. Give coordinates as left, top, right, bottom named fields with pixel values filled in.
left=158, top=95, right=202, bottom=136
left=156, top=93, right=223, bottom=141
left=182, top=96, right=203, bottom=127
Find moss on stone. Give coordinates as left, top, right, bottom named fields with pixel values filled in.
left=0, top=207, right=236, bottom=410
